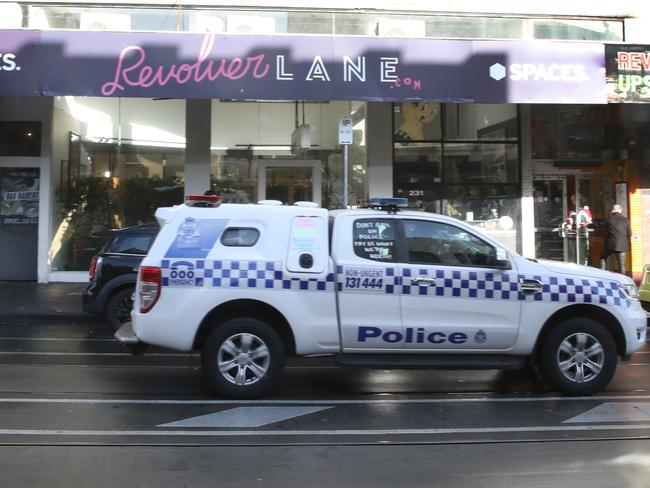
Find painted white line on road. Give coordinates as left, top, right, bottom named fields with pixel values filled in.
left=2, top=395, right=650, bottom=405
left=2, top=423, right=650, bottom=437
left=0, top=352, right=185, bottom=357
left=0, top=337, right=117, bottom=342
left=565, top=402, right=650, bottom=423
left=159, top=406, right=333, bottom=428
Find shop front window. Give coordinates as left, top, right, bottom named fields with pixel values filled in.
left=0, top=121, right=41, bottom=157
left=443, top=143, right=518, bottom=184
left=393, top=102, right=441, bottom=142
left=210, top=101, right=367, bottom=209
left=50, top=97, right=185, bottom=271
left=444, top=104, right=518, bottom=141
left=393, top=143, right=442, bottom=213
left=531, top=105, right=618, bottom=160
left=392, top=103, right=520, bottom=250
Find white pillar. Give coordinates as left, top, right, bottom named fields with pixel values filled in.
left=184, top=99, right=212, bottom=197
left=366, top=102, right=393, bottom=198
left=519, top=104, right=535, bottom=258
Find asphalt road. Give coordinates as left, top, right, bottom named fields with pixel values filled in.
left=1, top=318, right=649, bottom=487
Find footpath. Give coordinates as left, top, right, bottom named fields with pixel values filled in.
left=0, top=281, right=103, bottom=324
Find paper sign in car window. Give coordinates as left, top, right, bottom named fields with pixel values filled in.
left=353, top=219, right=396, bottom=262
left=286, top=216, right=326, bottom=273
left=165, top=218, right=229, bottom=258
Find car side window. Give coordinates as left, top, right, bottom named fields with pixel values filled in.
left=221, top=228, right=260, bottom=247
left=353, top=218, right=397, bottom=262
left=106, top=234, right=154, bottom=255
left=403, top=219, right=496, bottom=267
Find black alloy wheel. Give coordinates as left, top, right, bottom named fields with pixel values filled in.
left=106, top=287, right=135, bottom=329
left=201, top=317, right=285, bottom=399
left=540, top=318, right=617, bottom=395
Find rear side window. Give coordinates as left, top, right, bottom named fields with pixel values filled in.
left=221, top=228, right=260, bottom=247
left=106, top=233, right=155, bottom=255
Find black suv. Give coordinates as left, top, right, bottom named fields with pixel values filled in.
left=82, top=223, right=159, bottom=328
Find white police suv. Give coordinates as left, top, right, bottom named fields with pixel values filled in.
left=117, top=197, right=647, bottom=398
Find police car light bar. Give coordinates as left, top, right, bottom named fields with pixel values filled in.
left=185, top=195, right=220, bottom=207
left=367, top=197, right=408, bottom=212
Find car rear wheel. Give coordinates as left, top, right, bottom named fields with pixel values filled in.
left=201, top=317, right=285, bottom=399
left=540, top=318, right=617, bottom=395
left=106, top=287, right=135, bottom=329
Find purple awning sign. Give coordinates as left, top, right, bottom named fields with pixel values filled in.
left=0, top=30, right=606, bottom=103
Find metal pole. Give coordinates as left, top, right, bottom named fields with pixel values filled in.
left=575, top=190, right=580, bottom=265
left=343, top=144, right=349, bottom=208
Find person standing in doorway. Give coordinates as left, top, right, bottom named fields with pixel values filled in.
left=562, top=200, right=592, bottom=265
left=600, top=204, right=631, bottom=274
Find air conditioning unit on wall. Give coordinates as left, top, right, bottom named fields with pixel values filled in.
left=377, top=18, right=426, bottom=38
left=226, top=15, right=276, bottom=34
left=291, top=124, right=312, bottom=155
left=80, top=12, right=131, bottom=31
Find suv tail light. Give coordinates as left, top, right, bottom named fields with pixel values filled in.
left=185, top=194, right=220, bottom=207
left=139, top=266, right=161, bottom=313
left=89, top=255, right=102, bottom=281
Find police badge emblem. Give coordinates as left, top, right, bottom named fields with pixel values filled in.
left=176, top=217, right=201, bottom=248
left=474, top=329, right=487, bottom=344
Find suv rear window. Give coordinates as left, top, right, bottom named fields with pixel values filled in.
left=221, top=228, right=260, bottom=247
left=106, top=233, right=155, bottom=255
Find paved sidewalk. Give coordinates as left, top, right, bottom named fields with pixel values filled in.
left=0, top=281, right=102, bottom=323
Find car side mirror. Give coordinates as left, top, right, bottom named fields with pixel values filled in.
left=493, top=247, right=511, bottom=270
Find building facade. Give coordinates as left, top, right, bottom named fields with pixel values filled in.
left=1, top=0, right=649, bottom=282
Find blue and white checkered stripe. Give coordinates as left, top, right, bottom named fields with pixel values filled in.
left=398, top=266, right=627, bottom=307
left=400, top=268, right=519, bottom=299
left=161, top=259, right=335, bottom=292
left=159, top=259, right=627, bottom=307
left=530, top=275, right=624, bottom=306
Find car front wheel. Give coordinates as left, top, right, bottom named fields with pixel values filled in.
left=540, top=318, right=617, bottom=395
left=201, top=317, right=285, bottom=399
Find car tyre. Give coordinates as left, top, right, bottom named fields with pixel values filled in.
left=540, top=318, right=617, bottom=395
left=201, top=317, right=285, bottom=399
left=106, top=287, right=135, bottom=329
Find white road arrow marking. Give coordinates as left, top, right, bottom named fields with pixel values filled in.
left=564, top=402, right=650, bottom=423
left=158, top=406, right=333, bottom=428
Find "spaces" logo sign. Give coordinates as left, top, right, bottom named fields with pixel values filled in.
left=0, top=53, right=20, bottom=71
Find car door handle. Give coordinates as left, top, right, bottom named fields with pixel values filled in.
left=411, top=277, right=436, bottom=286
left=519, top=279, right=543, bottom=294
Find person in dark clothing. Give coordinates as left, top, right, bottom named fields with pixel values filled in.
left=599, top=204, right=631, bottom=274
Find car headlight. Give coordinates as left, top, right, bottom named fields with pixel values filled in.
left=620, top=283, right=640, bottom=301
